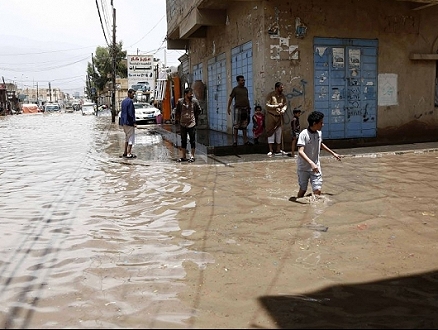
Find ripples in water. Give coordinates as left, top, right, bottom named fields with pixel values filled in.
left=0, top=113, right=213, bottom=328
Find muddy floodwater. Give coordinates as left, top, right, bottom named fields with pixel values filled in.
left=0, top=112, right=438, bottom=329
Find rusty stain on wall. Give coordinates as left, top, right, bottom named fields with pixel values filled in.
left=380, top=15, right=419, bottom=34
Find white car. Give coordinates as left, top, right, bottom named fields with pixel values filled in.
left=82, top=102, right=96, bottom=115
left=44, top=103, right=61, bottom=112
left=118, top=103, right=161, bottom=125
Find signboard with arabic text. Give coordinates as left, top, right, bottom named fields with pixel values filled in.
left=127, top=55, right=156, bottom=94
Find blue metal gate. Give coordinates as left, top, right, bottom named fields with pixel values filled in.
left=192, top=63, right=203, bottom=83
left=231, top=41, right=254, bottom=137
left=207, top=53, right=227, bottom=132
left=314, top=38, right=378, bottom=139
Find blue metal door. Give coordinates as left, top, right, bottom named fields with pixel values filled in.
left=314, top=38, right=378, bottom=139
left=231, top=41, right=253, bottom=137
left=192, top=63, right=203, bottom=82
left=207, top=53, right=227, bottom=132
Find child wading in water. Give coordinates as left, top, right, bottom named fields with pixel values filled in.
left=252, top=105, right=265, bottom=144
left=296, top=111, right=343, bottom=198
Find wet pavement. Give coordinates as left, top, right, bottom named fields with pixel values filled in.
left=1, top=112, right=438, bottom=328
left=155, top=122, right=438, bottom=165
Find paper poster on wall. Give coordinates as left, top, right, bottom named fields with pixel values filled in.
left=316, top=47, right=327, bottom=57
left=332, top=48, right=344, bottom=68
left=349, top=49, right=360, bottom=69
left=378, top=73, right=398, bottom=106
left=289, top=45, right=299, bottom=60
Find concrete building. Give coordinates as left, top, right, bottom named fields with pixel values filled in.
left=16, top=86, right=66, bottom=106
left=166, top=0, right=438, bottom=147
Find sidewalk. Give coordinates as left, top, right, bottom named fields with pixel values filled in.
left=156, top=123, right=438, bottom=163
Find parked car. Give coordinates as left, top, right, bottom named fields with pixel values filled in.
left=131, top=82, right=151, bottom=92
left=118, top=102, right=161, bottom=125
left=44, top=103, right=61, bottom=112
left=81, top=102, right=96, bottom=115
left=137, top=81, right=151, bottom=91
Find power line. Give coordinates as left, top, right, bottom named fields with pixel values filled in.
left=100, top=0, right=112, bottom=45
left=128, top=15, right=165, bottom=48
left=0, top=46, right=96, bottom=57
left=95, top=0, right=110, bottom=46
left=0, top=55, right=91, bottom=73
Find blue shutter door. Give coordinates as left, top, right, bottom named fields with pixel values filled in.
left=207, top=53, right=227, bottom=132
left=231, top=41, right=253, bottom=137
left=314, top=38, right=378, bottom=139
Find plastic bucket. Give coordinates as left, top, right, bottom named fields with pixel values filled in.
left=156, top=114, right=162, bottom=124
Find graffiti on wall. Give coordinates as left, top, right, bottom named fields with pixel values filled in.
left=378, top=73, right=398, bottom=106
left=270, top=39, right=299, bottom=60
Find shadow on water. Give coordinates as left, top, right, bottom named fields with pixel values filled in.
left=258, top=270, right=438, bottom=328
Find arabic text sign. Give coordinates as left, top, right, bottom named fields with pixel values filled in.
left=127, top=55, right=155, bottom=91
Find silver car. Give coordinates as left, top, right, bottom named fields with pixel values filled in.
left=44, top=103, right=61, bottom=112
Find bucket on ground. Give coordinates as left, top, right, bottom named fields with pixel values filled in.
left=156, top=113, right=162, bottom=124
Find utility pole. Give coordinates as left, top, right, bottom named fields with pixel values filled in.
left=36, top=82, right=39, bottom=106
left=91, top=53, right=99, bottom=113
left=49, top=82, right=52, bottom=103
left=111, top=5, right=117, bottom=123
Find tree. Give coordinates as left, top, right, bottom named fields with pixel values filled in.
left=86, top=42, right=127, bottom=118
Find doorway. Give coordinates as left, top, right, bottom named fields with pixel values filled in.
left=231, top=41, right=254, bottom=137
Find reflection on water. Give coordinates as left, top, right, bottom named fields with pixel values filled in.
left=1, top=113, right=438, bottom=328
left=0, top=113, right=213, bottom=328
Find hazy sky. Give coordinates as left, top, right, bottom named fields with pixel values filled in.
left=0, top=0, right=184, bottom=95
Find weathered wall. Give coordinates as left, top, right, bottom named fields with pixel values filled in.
left=168, top=0, right=438, bottom=144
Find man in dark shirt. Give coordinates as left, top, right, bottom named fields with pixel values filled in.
left=175, top=87, right=202, bottom=162
left=227, top=75, right=253, bottom=146
left=120, top=89, right=137, bottom=158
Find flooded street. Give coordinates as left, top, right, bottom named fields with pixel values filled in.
left=1, top=112, right=438, bottom=328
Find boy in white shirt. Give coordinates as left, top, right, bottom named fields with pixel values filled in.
left=296, top=111, right=343, bottom=198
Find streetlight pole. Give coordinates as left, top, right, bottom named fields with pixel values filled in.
left=111, top=5, right=117, bottom=123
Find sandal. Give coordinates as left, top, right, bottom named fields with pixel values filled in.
left=177, top=158, right=188, bottom=162
left=124, top=153, right=137, bottom=159
left=188, top=157, right=195, bottom=163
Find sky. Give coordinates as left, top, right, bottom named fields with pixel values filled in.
left=0, top=0, right=184, bottom=96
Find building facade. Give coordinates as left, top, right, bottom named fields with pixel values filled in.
left=15, top=86, right=67, bottom=106
left=166, top=0, right=438, bottom=146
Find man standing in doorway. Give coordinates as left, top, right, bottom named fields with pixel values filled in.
left=265, top=82, right=287, bottom=157
left=120, top=88, right=137, bottom=158
left=175, top=87, right=202, bottom=163
left=227, top=75, right=253, bottom=146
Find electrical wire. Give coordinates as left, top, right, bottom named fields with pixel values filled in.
left=100, top=0, right=113, bottom=45
left=95, top=0, right=110, bottom=46
left=0, top=45, right=96, bottom=57
left=0, top=55, right=91, bottom=73
left=128, top=15, right=165, bottom=48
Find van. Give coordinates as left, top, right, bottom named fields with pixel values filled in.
left=81, top=102, right=96, bottom=115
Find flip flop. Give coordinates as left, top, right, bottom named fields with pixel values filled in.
left=124, top=154, right=137, bottom=159
left=177, top=158, right=188, bottom=162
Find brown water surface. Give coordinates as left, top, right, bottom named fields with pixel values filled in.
left=0, top=113, right=437, bottom=328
